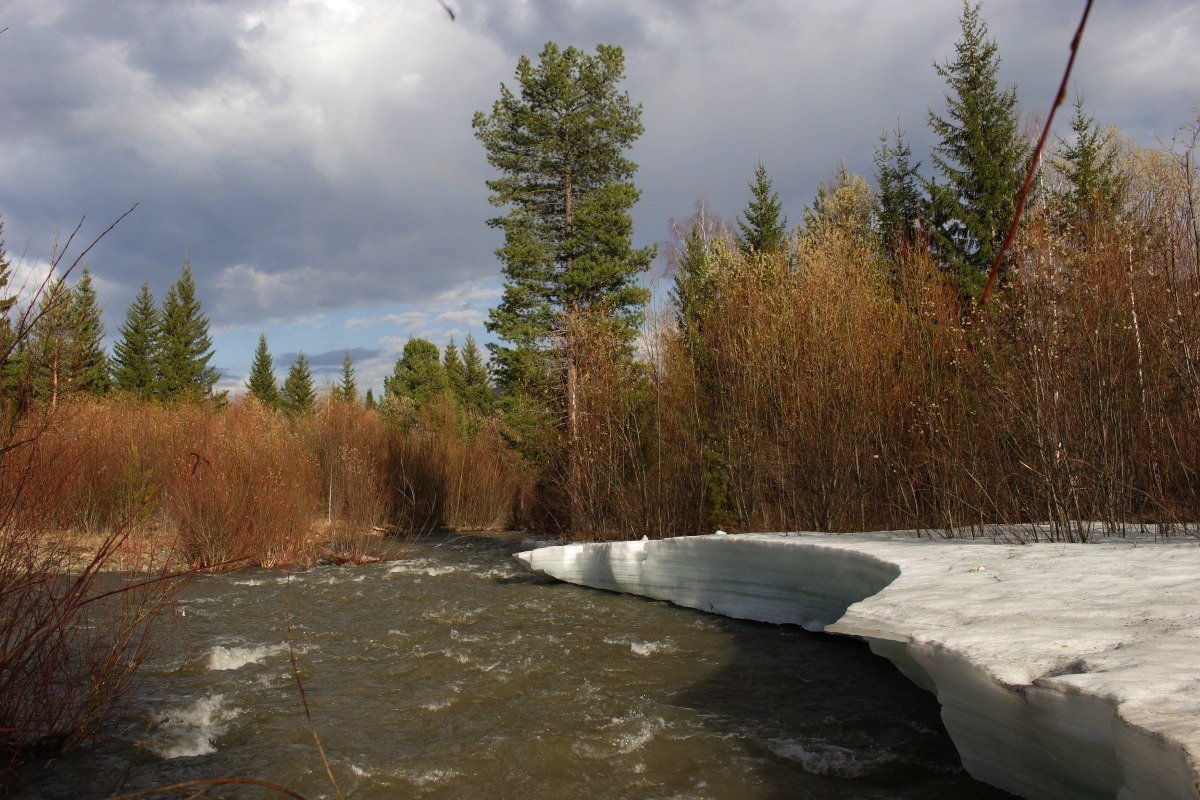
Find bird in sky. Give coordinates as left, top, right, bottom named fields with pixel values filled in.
left=435, top=0, right=456, bottom=21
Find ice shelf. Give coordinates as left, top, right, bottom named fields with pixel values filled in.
left=514, top=532, right=1200, bottom=800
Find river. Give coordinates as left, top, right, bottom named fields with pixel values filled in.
left=21, top=531, right=1012, bottom=799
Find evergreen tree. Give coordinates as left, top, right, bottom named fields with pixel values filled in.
left=1054, top=95, right=1125, bottom=223
left=671, top=223, right=718, bottom=353
left=27, top=280, right=75, bottom=407
left=473, top=42, right=655, bottom=393
left=0, top=218, right=22, bottom=403
left=281, top=353, right=316, bottom=415
left=112, top=281, right=160, bottom=400
left=460, top=334, right=493, bottom=416
left=0, top=217, right=15, bottom=347
left=874, top=125, right=924, bottom=254
left=443, top=338, right=466, bottom=405
left=68, top=268, right=110, bottom=396
left=926, top=0, right=1026, bottom=299
left=335, top=350, right=358, bottom=403
left=157, top=261, right=219, bottom=401
left=668, top=198, right=729, bottom=356
left=246, top=333, right=279, bottom=408
left=736, top=162, right=788, bottom=255
left=384, top=338, right=447, bottom=407
left=364, top=387, right=376, bottom=410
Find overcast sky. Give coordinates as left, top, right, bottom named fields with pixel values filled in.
left=2, top=0, right=1197, bottom=393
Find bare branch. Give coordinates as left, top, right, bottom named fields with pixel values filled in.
left=979, top=0, right=1095, bottom=307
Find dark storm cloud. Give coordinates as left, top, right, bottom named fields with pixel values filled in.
left=279, top=347, right=382, bottom=371
left=1, top=0, right=1196, bottom=336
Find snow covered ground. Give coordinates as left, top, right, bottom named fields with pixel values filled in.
left=515, top=532, right=1200, bottom=800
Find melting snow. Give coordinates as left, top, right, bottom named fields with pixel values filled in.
left=516, top=531, right=1200, bottom=800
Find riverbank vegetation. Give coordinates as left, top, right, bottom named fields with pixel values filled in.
left=0, top=0, right=1196, bottom=775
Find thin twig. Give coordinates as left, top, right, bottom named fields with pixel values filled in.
left=284, top=574, right=345, bottom=800
left=978, top=0, right=1095, bottom=306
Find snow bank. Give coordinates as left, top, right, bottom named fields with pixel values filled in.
left=515, top=532, right=1200, bottom=800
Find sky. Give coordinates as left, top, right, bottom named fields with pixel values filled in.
left=1, top=0, right=1197, bottom=394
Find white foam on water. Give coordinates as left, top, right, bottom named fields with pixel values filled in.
left=766, top=737, right=896, bottom=778
left=151, top=694, right=239, bottom=759
left=399, top=767, right=459, bottom=787
left=603, top=635, right=676, bottom=656
left=630, top=640, right=675, bottom=656
left=207, top=642, right=288, bottom=671
left=575, top=713, right=669, bottom=758
left=387, top=559, right=460, bottom=577
left=420, top=697, right=456, bottom=711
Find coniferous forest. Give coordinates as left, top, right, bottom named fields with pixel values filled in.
left=0, top=0, right=1199, bottom=769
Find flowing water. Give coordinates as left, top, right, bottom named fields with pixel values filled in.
left=21, top=532, right=1012, bottom=799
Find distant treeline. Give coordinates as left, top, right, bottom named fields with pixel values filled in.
left=4, top=2, right=1200, bottom=548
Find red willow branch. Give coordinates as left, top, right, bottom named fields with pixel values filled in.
left=978, top=0, right=1095, bottom=307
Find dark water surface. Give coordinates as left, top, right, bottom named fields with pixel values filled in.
left=21, top=532, right=1012, bottom=799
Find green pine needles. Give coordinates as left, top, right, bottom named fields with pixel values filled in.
left=473, top=42, right=654, bottom=393
left=281, top=353, right=316, bottom=415
left=926, top=0, right=1027, bottom=299
left=111, top=261, right=220, bottom=403
left=247, top=333, right=280, bottom=408
left=736, top=162, right=788, bottom=255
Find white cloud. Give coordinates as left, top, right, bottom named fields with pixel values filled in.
left=2, top=0, right=1196, bottom=382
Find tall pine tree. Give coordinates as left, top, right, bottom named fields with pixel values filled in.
left=443, top=338, right=466, bottom=405
left=281, top=353, right=316, bottom=415
left=926, top=0, right=1026, bottom=299
left=0, top=217, right=15, bottom=353
left=384, top=338, right=447, bottom=408
left=0, top=218, right=22, bottom=404
left=336, top=350, right=358, bottom=403
left=473, top=43, right=655, bottom=392
left=1054, top=95, right=1125, bottom=223
left=246, top=333, right=279, bottom=408
left=27, top=280, right=74, bottom=407
left=874, top=125, right=924, bottom=255
left=157, top=261, right=219, bottom=401
left=475, top=43, right=654, bottom=519
left=69, top=268, right=110, bottom=396
left=460, top=334, right=493, bottom=417
left=736, top=162, right=788, bottom=255
left=112, top=281, right=160, bottom=399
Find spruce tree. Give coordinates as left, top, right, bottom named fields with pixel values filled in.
left=281, top=353, right=316, bottom=415
left=384, top=338, right=447, bottom=407
left=112, top=282, right=160, bottom=399
left=246, top=333, right=279, bottom=408
left=157, top=261, right=219, bottom=401
left=0, top=217, right=15, bottom=349
left=443, top=338, right=465, bottom=405
left=0, top=219, right=21, bottom=403
left=364, top=387, right=376, bottom=410
left=473, top=42, right=655, bottom=392
left=926, top=0, right=1026, bottom=299
left=335, top=350, right=358, bottom=403
left=736, top=162, right=788, bottom=255
left=69, top=268, right=110, bottom=396
left=1054, top=95, right=1125, bottom=223
left=27, top=280, right=74, bottom=407
left=874, top=125, right=924, bottom=255
left=460, top=334, right=493, bottom=416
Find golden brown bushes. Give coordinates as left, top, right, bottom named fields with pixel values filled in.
left=165, top=401, right=321, bottom=568
left=386, top=397, right=525, bottom=533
